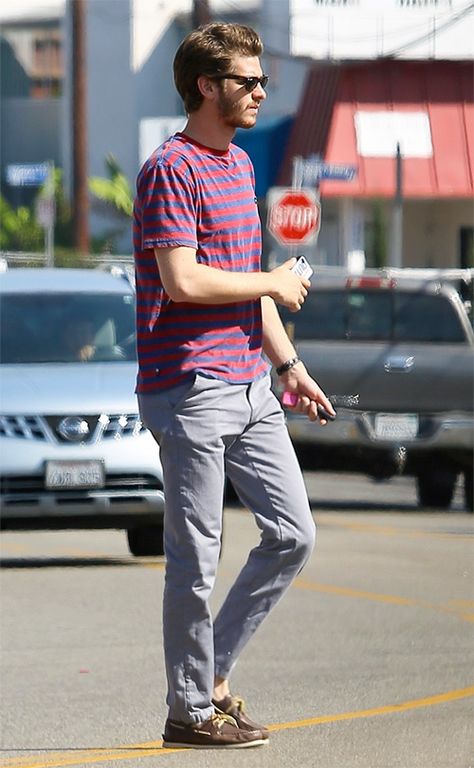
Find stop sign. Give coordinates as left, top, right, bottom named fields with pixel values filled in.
left=267, top=188, right=321, bottom=246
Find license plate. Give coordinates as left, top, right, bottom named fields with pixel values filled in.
left=374, top=414, right=419, bottom=441
left=45, top=460, right=105, bottom=489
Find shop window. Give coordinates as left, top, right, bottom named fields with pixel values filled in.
left=1, top=24, right=63, bottom=99
left=460, top=227, right=473, bottom=269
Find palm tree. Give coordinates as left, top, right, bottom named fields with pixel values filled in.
left=89, top=154, right=133, bottom=218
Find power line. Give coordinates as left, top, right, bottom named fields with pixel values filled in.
left=214, top=0, right=474, bottom=59
left=384, top=0, right=474, bottom=55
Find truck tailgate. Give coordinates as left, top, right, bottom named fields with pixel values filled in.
left=297, top=340, right=474, bottom=413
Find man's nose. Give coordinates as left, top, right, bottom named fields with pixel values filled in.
left=253, top=84, right=266, bottom=100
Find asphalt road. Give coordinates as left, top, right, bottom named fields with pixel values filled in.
left=0, top=473, right=473, bottom=768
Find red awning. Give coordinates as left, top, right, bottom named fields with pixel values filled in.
left=279, top=60, right=474, bottom=199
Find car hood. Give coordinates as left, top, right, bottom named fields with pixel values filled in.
left=0, top=362, right=140, bottom=415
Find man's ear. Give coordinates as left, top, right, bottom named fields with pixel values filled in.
left=197, top=74, right=216, bottom=100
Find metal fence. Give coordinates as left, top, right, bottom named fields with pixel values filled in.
left=0, top=251, right=133, bottom=267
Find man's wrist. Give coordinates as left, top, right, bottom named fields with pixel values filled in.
left=276, top=356, right=302, bottom=376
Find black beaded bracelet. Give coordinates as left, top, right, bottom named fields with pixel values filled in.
left=276, top=356, right=301, bottom=376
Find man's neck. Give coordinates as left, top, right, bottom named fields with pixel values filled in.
left=183, top=112, right=234, bottom=151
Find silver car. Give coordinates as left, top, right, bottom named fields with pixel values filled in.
left=0, top=267, right=165, bottom=556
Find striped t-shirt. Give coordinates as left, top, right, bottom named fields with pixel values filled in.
left=133, top=132, right=269, bottom=393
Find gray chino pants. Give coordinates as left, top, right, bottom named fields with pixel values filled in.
left=138, top=373, right=316, bottom=724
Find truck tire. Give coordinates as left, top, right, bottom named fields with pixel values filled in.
left=464, top=469, right=473, bottom=512
left=127, top=524, right=164, bottom=556
left=416, top=470, right=457, bottom=509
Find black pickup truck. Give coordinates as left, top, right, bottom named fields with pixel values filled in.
left=280, top=269, right=474, bottom=511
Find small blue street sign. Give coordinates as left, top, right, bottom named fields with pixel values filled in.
left=316, top=163, right=357, bottom=181
left=6, top=162, right=50, bottom=187
left=301, top=157, right=357, bottom=184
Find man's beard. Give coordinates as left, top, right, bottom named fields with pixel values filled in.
left=217, top=90, right=257, bottom=130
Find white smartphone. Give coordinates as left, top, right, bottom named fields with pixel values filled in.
left=291, top=256, right=313, bottom=280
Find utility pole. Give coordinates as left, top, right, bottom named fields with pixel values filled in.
left=72, top=0, right=89, bottom=254
left=192, top=0, right=211, bottom=28
left=390, top=142, right=403, bottom=268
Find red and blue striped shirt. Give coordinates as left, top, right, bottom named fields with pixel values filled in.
left=133, top=132, right=269, bottom=393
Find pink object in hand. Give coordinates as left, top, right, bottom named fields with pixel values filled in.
left=282, top=391, right=299, bottom=407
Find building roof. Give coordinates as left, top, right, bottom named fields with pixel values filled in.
left=0, top=0, right=65, bottom=24
left=279, top=59, right=474, bottom=198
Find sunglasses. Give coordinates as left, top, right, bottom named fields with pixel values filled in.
left=210, top=74, right=269, bottom=92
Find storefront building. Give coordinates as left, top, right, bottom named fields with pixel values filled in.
left=277, top=58, right=473, bottom=269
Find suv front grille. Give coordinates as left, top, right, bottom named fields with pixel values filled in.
left=0, top=414, right=146, bottom=444
left=0, top=416, right=50, bottom=441
left=0, top=473, right=163, bottom=494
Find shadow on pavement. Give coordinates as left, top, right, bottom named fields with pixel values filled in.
left=0, top=556, right=163, bottom=570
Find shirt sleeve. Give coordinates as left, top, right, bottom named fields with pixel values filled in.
left=137, top=159, right=198, bottom=251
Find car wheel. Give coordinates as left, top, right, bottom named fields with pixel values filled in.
left=416, top=469, right=457, bottom=509
left=127, top=524, right=164, bottom=556
left=464, top=468, right=473, bottom=512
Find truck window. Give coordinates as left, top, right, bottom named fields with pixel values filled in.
left=281, top=289, right=391, bottom=340
left=393, top=293, right=465, bottom=343
left=280, top=290, right=347, bottom=340
left=347, top=291, right=391, bottom=340
left=281, top=287, right=466, bottom=344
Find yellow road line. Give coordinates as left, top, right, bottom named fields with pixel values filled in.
left=1, top=686, right=473, bottom=768
left=266, top=684, right=474, bottom=732
left=293, top=578, right=474, bottom=623
left=0, top=745, right=178, bottom=768
left=294, top=578, right=416, bottom=606
left=448, top=599, right=474, bottom=608
left=321, top=519, right=473, bottom=542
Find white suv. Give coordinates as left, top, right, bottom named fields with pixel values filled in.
left=0, top=267, right=165, bottom=556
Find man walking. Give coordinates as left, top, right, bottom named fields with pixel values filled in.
left=133, top=22, right=335, bottom=749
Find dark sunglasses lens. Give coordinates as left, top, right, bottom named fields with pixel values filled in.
left=244, top=78, right=258, bottom=92
left=245, top=76, right=268, bottom=92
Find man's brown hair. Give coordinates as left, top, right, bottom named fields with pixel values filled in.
left=173, top=22, right=263, bottom=113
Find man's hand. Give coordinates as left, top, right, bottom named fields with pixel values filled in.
left=78, top=344, right=95, bottom=362
left=279, top=361, right=336, bottom=424
left=269, top=258, right=310, bottom=312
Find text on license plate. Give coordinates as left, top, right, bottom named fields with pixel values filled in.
left=45, top=460, right=105, bottom=489
left=374, top=414, right=419, bottom=441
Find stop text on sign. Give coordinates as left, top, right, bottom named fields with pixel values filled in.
left=270, top=202, right=318, bottom=232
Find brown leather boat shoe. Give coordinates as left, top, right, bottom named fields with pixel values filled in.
left=162, top=712, right=267, bottom=749
left=212, top=694, right=270, bottom=740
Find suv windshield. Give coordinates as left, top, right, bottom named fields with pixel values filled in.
left=280, top=289, right=465, bottom=343
left=0, top=292, right=137, bottom=363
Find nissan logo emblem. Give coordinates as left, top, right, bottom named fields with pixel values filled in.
left=57, top=416, right=90, bottom=442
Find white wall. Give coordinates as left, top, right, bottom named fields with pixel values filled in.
left=335, top=198, right=473, bottom=268
left=0, top=0, right=65, bottom=23
left=86, top=2, right=135, bottom=181
left=83, top=0, right=269, bottom=251
left=259, top=0, right=308, bottom=119
left=260, top=53, right=308, bottom=119
left=288, top=0, right=474, bottom=60
left=85, top=1, right=136, bottom=250
left=403, top=199, right=473, bottom=268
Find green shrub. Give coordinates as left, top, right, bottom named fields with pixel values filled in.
left=0, top=196, right=43, bottom=251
